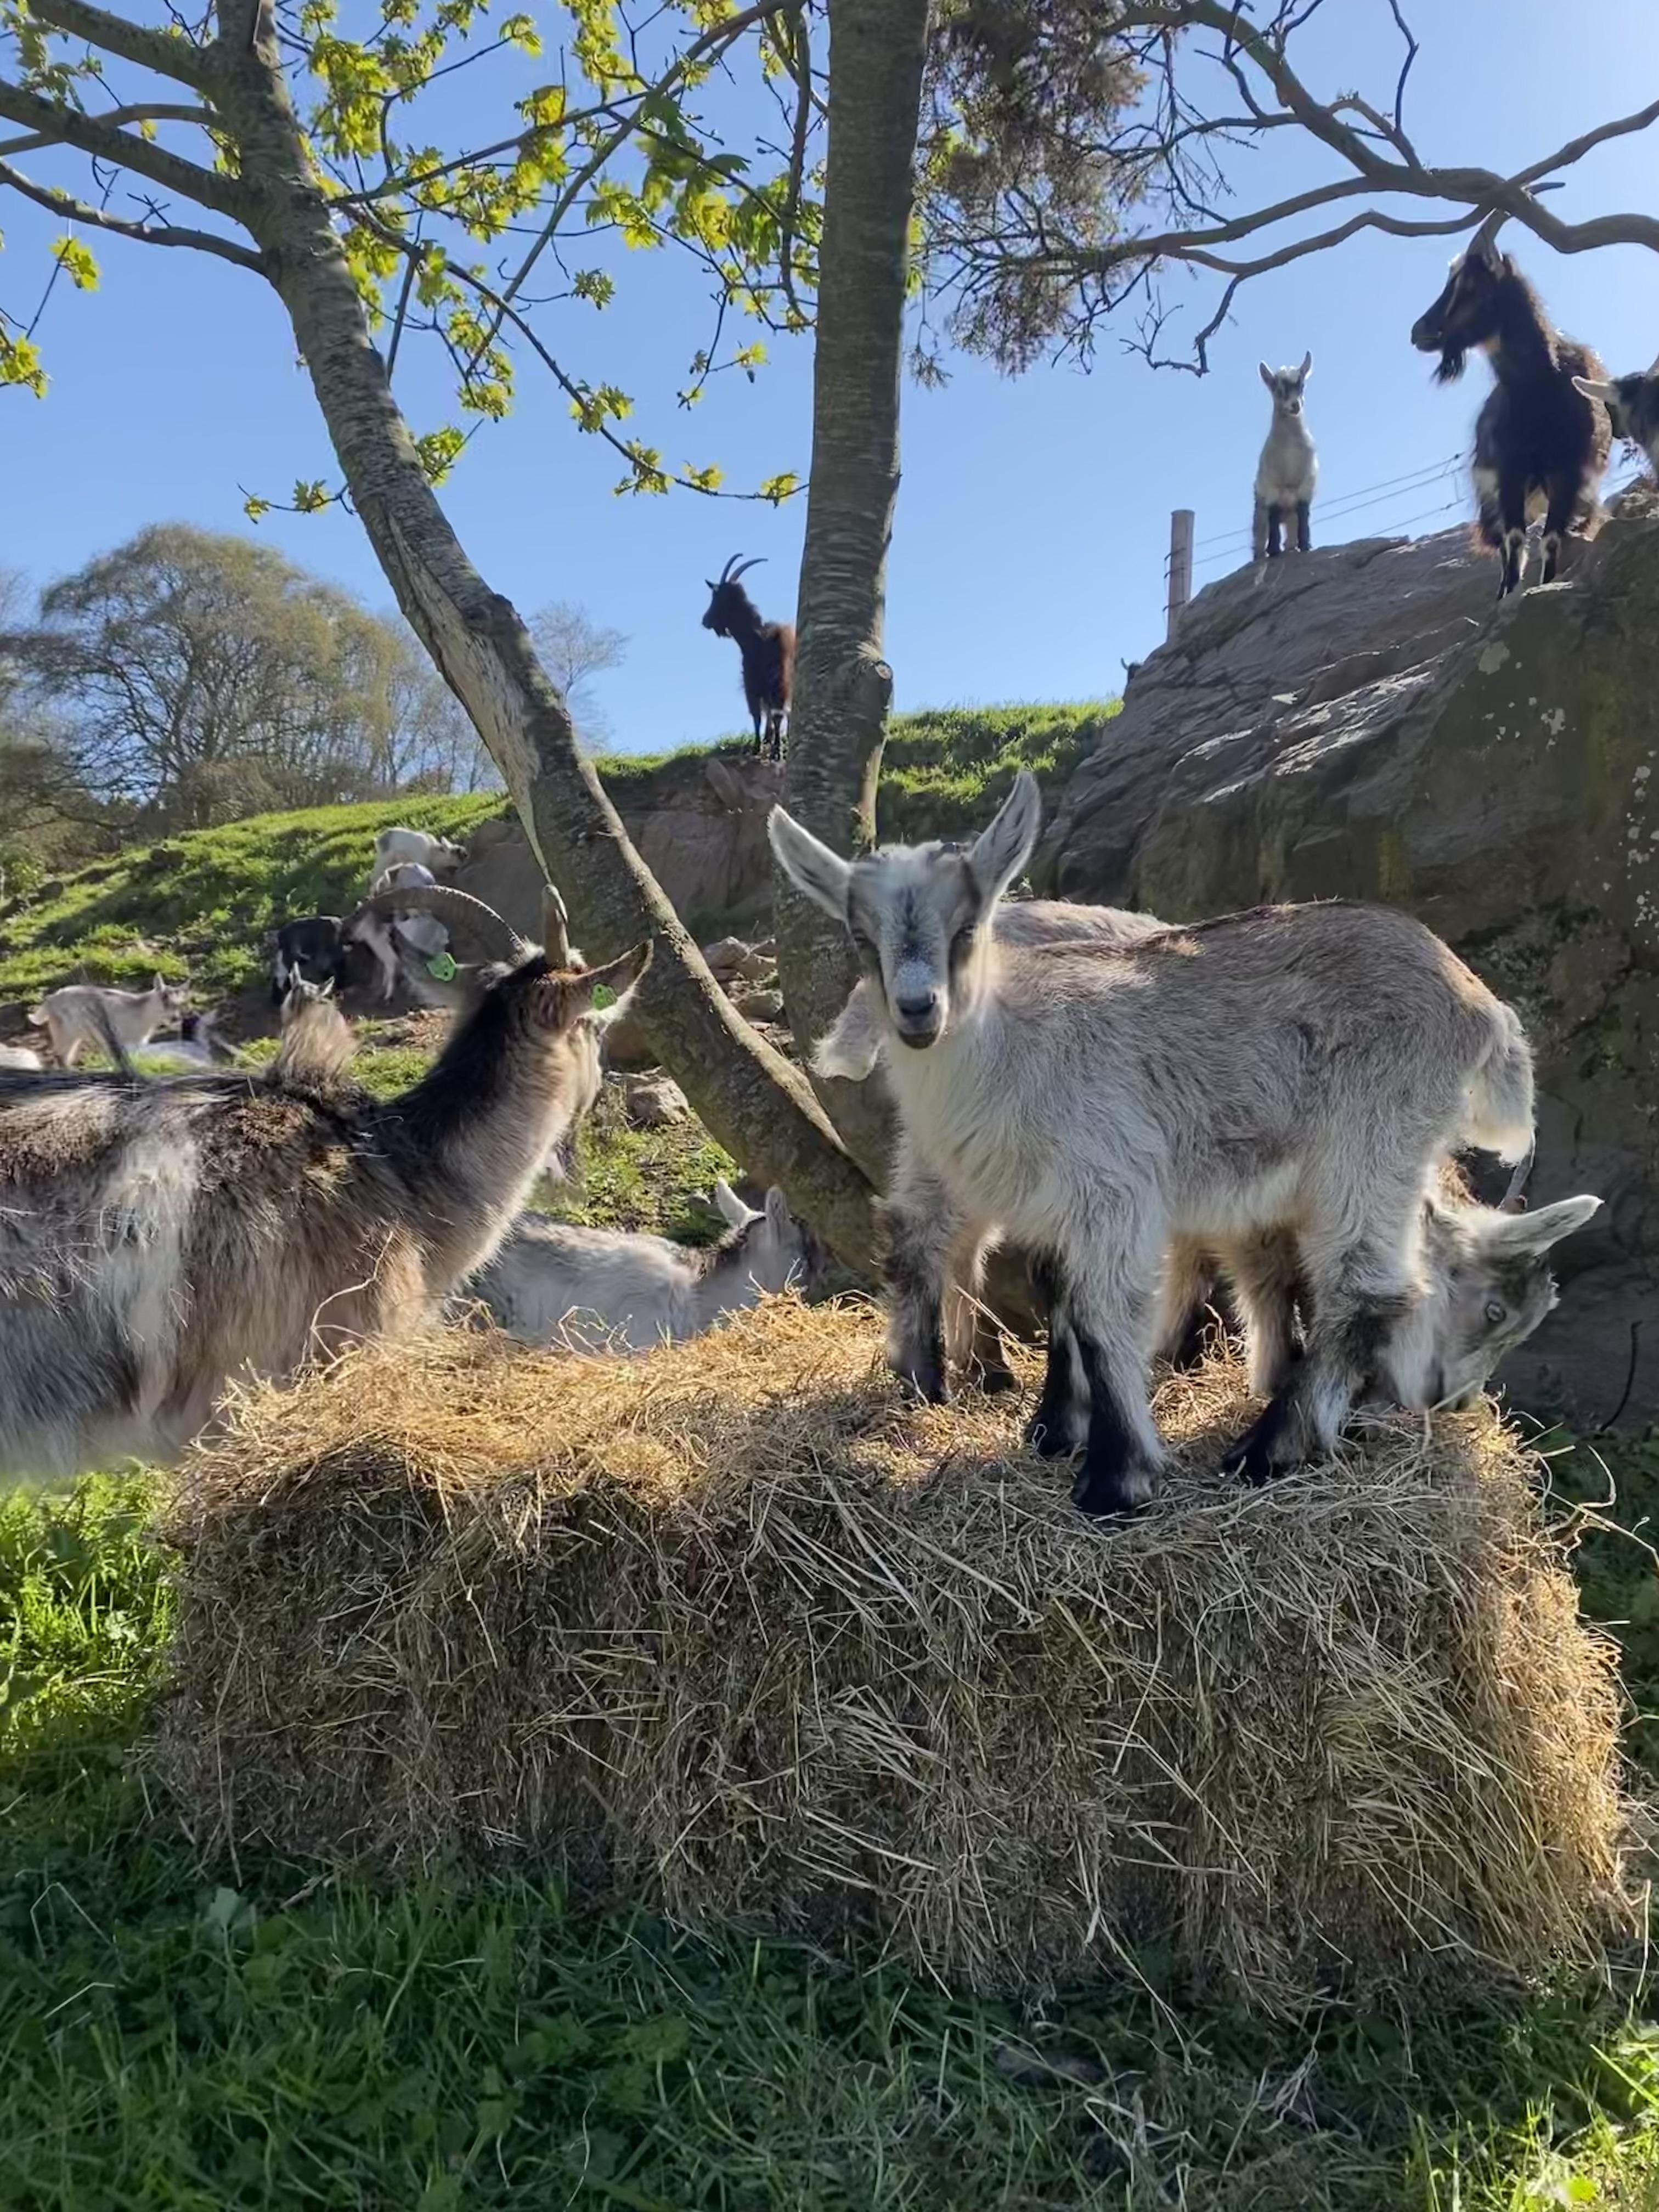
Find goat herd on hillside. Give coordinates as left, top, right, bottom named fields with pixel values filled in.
left=0, top=212, right=1653, bottom=1508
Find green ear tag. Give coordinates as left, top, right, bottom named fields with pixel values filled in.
left=591, top=984, right=617, bottom=1009
left=426, top=950, right=457, bottom=982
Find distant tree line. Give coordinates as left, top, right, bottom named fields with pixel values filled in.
left=0, top=527, right=625, bottom=894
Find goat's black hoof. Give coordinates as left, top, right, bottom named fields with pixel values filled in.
left=895, top=1363, right=950, bottom=1407
left=975, top=1361, right=1019, bottom=1397
left=1072, top=1457, right=1154, bottom=1519
left=1024, top=1406, right=1076, bottom=1459
left=1223, top=1402, right=1295, bottom=1487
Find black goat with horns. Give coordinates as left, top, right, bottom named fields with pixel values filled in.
left=1410, top=204, right=1612, bottom=599
left=701, top=554, right=794, bottom=760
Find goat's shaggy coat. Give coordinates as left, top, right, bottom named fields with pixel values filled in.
left=772, top=775, right=1536, bottom=1516
left=0, top=891, right=648, bottom=1480
left=1411, top=218, right=1611, bottom=596
left=701, top=555, right=793, bottom=759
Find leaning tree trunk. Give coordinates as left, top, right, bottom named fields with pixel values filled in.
left=776, top=0, right=933, bottom=1179
left=210, top=0, right=875, bottom=1267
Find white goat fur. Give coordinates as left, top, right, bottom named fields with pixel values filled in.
left=466, top=1180, right=812, bottom=1352
left=28, top=975, right=189, bottom=1069
left=817, top=896, right=1598, bottom=1414
left=373, top=826, right=466, bottom=874
left=352, top=860, right=450, bottom=1001
left=771, top=772, right=1538, bottom=1514
left=1253, top=353, right=1318, bottom=560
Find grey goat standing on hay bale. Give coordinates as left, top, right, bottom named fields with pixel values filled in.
left=1252, top=352, right=1317, bottom=560
left=771, top=773, right=1551, bottom=1517
left=1410, top=206, right=1612, bottom=597
left=817, top=901, right=1601, bottom=1417
left=464, top=1178, right=822, bottom=1353
left=0, top=883, right=649, bottom=1481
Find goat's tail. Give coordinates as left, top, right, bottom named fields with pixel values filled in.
left=1460, top=995, right=1534, bottom=1163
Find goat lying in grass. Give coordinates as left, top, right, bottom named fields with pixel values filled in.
left=464, top=1179, right=820, bottom=1353
left=774, top=774, right=1544, bottom=1515
left=0, top=885, right=647, bottom=1481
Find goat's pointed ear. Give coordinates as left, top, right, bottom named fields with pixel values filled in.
left=1481, top=1193, right=1601, bottom=1259
left=562, top=940, right=652, bottom=1022
left=764, top=1184, right=791, bottom=1234
left=1573, top=375, right=1616, bottom=405
left=713, top=1176, right=751, bottom=1229
left=968, top=770, right=1042, bottom=907
left=1258, top=360, right=1274, bottom=389
left=768, top=805, right=852, bottom=920
left=1298, top=350, right=1312, bottom=381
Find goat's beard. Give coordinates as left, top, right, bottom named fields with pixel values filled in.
left=1434, top=348, right=1466, bottom=385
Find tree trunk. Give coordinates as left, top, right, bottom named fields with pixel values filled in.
left=209, top=1, right=876, bottom=1267
left=776, top=0, right=932, bottom=1179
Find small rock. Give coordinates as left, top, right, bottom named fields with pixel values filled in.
left=750, top=936, right=776, bottom=961
left=624, top=1073, right=690, bottom=1128
left=702, top=935, right=769, bottom=984
left=733, top=987, right=785, bottom=1023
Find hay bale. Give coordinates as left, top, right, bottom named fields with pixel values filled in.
left=160, top=1304, right=1638, bottom=2011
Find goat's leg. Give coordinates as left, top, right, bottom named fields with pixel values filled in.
left=879, top=1158, right=966, bottom=1404
left=945, top=1229, right=1018, bottom=1395
left=1540, top=471, right=1580, bottom=585
left=1227, top=1227, right=1305, bottom=1398
left=1251, top=499, right=1269, bottom=563
left=57, top=1025, right=82, bottom=1070
left=1153, top=1237, right=1219, bottom=1371
left=1497, top=465, right=1529, bottom=596
left=1296, top=499, right=1313, bottom=554
left=1024, top=1251, right=1087, bottom=1456
left=1225, top=1226, right=1418, bottom=1486
left=1065, top=1244, right=1165, bottom=1517
left=1266, top=504, right=1284, bottom=559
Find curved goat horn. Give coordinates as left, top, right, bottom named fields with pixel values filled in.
left=716, top=553, right=743, bottom=585
left=541, top=882, right=571, bottom=968
left=351, top=883, right=531, bottom=965
left=1498, top=1141, right=1536, bottom=1215
left=727, top=556, right=766, bottom=582
left=1466, top=205, right=1511, bottom=259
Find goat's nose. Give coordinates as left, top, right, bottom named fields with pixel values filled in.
left=895, top=989, right=938, bottom=1022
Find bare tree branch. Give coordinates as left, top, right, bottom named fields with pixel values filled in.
left=0, top=101, right=212, bottom=155
left=24, top=0, right=213, bottom=86
left=0, top=79, right=249, bottom=218
left=0, top=155, right=262, bottom=266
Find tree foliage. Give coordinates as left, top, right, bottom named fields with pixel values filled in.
left=3, top=524, right=495, bottom=827
left=529, top=599, right=627, bottom=749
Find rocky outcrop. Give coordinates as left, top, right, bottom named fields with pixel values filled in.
left=456, top=751, right=782, bottom=945
left=1042, top=497, right=1659, bottom=1425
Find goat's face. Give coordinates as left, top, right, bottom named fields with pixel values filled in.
left=1393, top=1190, right=1601, bottom=1412
left=701, top=579, right=746, bottom=638
left=1258, top=353, right=1312, bottom=417
left=713, top=1177, right=822, bottom=1295
left=156, top=977, right=189, bottom=1016
left=1573, top=368, right=1659, bottom=459
left=769, top=771, right=1042, bottom=1051
left=1411, top=241, right=1508, bottom=382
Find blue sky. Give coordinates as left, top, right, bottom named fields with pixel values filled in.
left=2, top=0, right=1656, bottom=755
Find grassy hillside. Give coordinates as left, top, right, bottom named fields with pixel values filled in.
left=0, top=704, right=1116, bottom=1006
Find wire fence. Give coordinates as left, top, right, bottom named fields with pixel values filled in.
left=1164, top=450, right=1652, bottom=583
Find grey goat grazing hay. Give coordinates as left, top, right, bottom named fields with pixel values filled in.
left=160, top=1304, right=1637, bottom=2014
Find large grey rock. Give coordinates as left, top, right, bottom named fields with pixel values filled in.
left=455, top=752, right=782, bottom=945
left=1041, top=500, right=1659, bottom=1425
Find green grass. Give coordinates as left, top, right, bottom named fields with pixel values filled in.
left=3, top=1450, right=1659, bottom=2209
left=0, top=704, right=1118, bottom=1009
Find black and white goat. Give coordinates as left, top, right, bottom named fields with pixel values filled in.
left=270, top=915, right=345, bottom=1004
left=1573, top=352, right=1659, bottom=474
left=1252, top=353, right=1317, bottom=558
left=1411, top=210, right=1612, bottom=596
left=0, top=883, right=648, bottom=1480
left=772, top=774, right=1545, bottom=1517
left=701, top=555, right=794, bottom=760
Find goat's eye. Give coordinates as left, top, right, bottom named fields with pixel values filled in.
left=1484, top=1299, right=1506, bottom=1327
left=850, top=931, right=875, bottom=960
left=951, top=926, right=976, bottom=958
